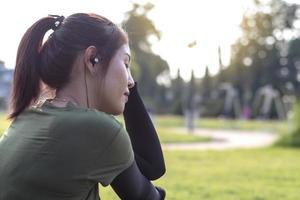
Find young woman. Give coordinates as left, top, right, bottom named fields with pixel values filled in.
left=0, top=13, right=166, bottom=199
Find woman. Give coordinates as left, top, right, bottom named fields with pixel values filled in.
left=0, top=13, right=166, bottom=199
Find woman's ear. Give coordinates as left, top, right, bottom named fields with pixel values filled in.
left=84, top=46, right=100, bottom=76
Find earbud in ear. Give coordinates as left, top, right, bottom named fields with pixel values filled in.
left=90, top=57, right=99, bottom=65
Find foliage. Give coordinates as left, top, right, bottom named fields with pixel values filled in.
left=183, top=70, right=198, bottom=111
left=198, top=0, right=300, bottom=119
left=201, top=66, right=213, bottom=99
left=123, top=3, right=171, bottom=112
left=226, top=0, right=300, bottom=96
left=169, top=69, right=184, bottom=115
left=276, top=101, right=300, bottom=146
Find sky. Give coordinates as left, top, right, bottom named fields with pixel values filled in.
left=0, top=0, right=299, bottom=81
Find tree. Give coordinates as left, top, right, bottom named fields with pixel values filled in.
left=123, top=3, right=170, bottom=109
left=184, top=70, right=198, bottom=110
left=287, top=38, right=300, bottom=98
left=201, top=66, right=212, bottom=98
left=170, top=69, right=184, bottom=115
left=217, top=46, right=226, bottom=83
left=225, top=0, right=300, bottom=105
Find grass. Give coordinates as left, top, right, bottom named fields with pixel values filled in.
left=155, top=115, right=289, bottom=134
left=115, top=115, right=289, bottom=144
left=156, top=127, right=211, bottom=143
left=100, top=147, right=300, bottom=200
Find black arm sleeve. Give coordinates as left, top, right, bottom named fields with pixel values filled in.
left=111, top=161, right=166, bottom=200
left=123, top=82, right=166, bottom=180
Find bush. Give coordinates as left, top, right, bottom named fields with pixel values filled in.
left=276, top=101, right=300, bottom=147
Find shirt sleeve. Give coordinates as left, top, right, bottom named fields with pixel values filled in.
left=87, top=125, right=135, bottom=186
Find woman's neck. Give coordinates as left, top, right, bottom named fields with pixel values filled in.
left=55, top=82, right=89, bottom=108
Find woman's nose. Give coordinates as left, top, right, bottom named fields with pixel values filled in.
left=128, top=72, right=135, bottom=89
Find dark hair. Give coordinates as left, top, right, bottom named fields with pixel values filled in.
left=9, top=13, right=128, bottom=119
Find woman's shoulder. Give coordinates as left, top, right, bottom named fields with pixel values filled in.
left=73, top=108, right=122, bottom=131
left=55, top=106, right=123, bottom=137
left=26, top=100, right=125, bottom=141
left=37, top=100, right=122, bottom=130
left=34, top=106, right=126, bottom=153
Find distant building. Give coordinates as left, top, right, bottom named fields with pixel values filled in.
left=0, top=61, right=14, bottom=110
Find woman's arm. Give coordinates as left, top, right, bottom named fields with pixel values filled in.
left=111, top=161, right=166, bottom=200
left=123, top=82, right=165, bottom=180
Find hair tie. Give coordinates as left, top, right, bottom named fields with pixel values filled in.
left=49, top=14, right=65, bottom=31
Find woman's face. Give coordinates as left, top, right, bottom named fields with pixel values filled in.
left=96, top=44, right=134, bottom=115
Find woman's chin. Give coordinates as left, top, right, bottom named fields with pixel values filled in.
left=110, top=106, right=124, bottom=116
left=96, top=103, right=124, bottom=115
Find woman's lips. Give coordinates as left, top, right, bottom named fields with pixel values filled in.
left=124, top=91, right=130, bottom=96
left=124, top=94, right=129, bottom=102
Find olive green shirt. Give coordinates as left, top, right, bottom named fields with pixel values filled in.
left=0, top=100, right=134, bottom=200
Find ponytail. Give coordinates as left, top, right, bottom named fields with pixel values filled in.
left=8, top=17, right=55, bottom=119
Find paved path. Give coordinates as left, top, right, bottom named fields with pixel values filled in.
left=162, top=128, right=279, bottom=150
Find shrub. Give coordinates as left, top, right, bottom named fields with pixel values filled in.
left=276, top=101, right=300, bottom=147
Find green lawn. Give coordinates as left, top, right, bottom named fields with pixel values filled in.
left=157, top=127, right=211, bottom=143
left=115, top=115, right=289, bottom=143
left=100, top=147, right=300, bottom=200
left=155, top=115, right=289, bottom=134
